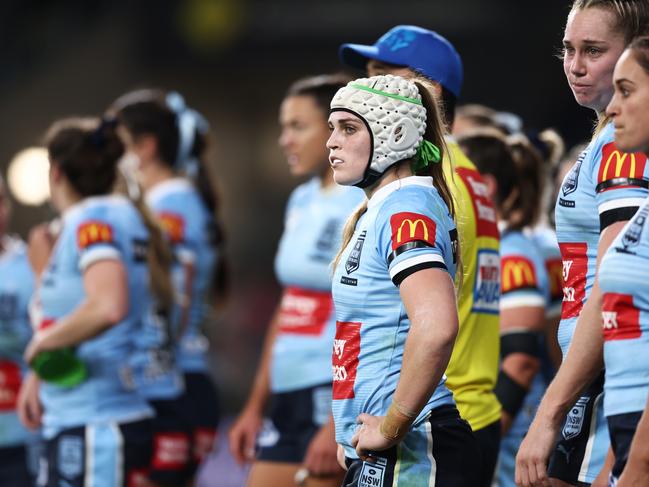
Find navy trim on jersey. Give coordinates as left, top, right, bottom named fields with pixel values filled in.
left=387, top=240, right=434, bottom=264
left=600, top=206, right=640, bottom=232
left=392, top=261, right=447, bottom=286
left=595, top=177, right=649, bottom=193
left=501, top=285, right=539, bottom=295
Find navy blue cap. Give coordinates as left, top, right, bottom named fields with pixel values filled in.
left=339, top=25, right=463, bottom=98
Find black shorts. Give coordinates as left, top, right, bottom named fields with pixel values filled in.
left=148, top=398, right=193, bottom=487
left=607, top=411, right=642, bottom=482
left=473, top=419, right=501, bottom=487
left=182, top=372, right=220, bottom=475
left=548, top=372, right=607, bottom=485
left=36, top=418, right=152, bottom=487
left=342, top=405, right=480, bottom=486
left=0, top=444, right=32, bottom=487
left=256, top=383, right=332, bottom=463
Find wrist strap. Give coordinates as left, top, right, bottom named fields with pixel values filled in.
left=379, top=402, right=417, bottom=441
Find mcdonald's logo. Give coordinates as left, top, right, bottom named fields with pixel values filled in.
left=597, top=142, right=647, bottom=185
left=501, top=256, right=537, bottom=293
left=389, top=212, right=436, bottom=250
left=158, top=212, right=185, bottom=243
left=77, top=221, right=113, bottom=249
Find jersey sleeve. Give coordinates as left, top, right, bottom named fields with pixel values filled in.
left=377, top=200, right=455, bottom=287
left=500, top=253, right=546, bottom=310
left=75, top=219, right=121, bottom=271
left=594, top=137, right=649, bottom=231
left=157, top=210, right=195, bottom=265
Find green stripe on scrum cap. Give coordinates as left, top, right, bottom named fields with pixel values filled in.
left=350, top=84, right=422, bottom=105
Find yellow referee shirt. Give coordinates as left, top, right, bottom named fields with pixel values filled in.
left=444, top=140, right=501, bottom=431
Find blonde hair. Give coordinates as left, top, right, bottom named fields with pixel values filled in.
left=569, top=0, right=649, bottom=137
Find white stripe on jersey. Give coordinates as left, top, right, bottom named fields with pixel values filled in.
left=79, top=247, right=121, bottom=271
left=388, top=254, right=445, bottom=281
left=425, top=420, right=437, bottom=487
left=500, top=294, right=547, bottom=310
left=598, top=197, right=646, bottom=215
left=578, top=391, right=604, bottom=483
left=85, top=425, right=95, bottom=487
left=113, top=423, right=124, bottom=487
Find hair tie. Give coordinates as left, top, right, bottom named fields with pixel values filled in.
left=412, top=139, right=441, bottom=172
left=90, top=117, right=117, bottom=148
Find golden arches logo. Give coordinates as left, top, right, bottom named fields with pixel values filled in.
left=77, top=222, right=112, bottom=248
left=396, top=218, right=428, bottom=243
left=602, top=150, right=636, bottom=179
left=502, top=258, right=535, bottom=292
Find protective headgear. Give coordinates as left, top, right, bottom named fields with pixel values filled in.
left=330, top=74, right=428, bottom=188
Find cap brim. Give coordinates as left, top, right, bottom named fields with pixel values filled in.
left=339, top=43, right=382, bottom=71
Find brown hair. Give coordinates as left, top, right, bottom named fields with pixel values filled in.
left=285, top=73, right=352, bottom=116
left=629, top=35, right=649, bottom=75
left=46, top=117, right=174, bottom=312
left=112, top=90, right=229, bottom=306
left=334, top=79, right=461, bottom=284
left=569, top=0, right=649, bottom=134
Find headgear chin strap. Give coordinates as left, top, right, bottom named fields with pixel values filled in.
left=330, top=75, right=427, bottom=188
left=165, top=91, right=210, bottom=178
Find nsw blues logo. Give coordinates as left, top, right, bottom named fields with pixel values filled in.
left=562, top=396, right=589, bottom=440
left=561, top=150, right=587, bottom=197
left=378, top=29, right=417, bottom=52
left=345, top=231, right=366, bottom=274
left=619, top=202, right=649, bottom=253
left=57, top=435, right=83, bottom=479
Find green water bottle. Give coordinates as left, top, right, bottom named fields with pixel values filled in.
left=31, top=348, right=87, bottom=387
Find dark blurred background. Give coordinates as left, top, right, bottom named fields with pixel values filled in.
left=0, top=0, right=595, bottom=415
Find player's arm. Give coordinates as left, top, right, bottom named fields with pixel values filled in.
left=515, top=220, right=626, bottom=487
left=352, top=268, right=458, bottom=458
left=497, top=306, right=546, bottom=434
left=25, top=259, right=128, bottom=363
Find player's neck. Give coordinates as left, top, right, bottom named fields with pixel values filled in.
left=140, top=163, right=175, bottom=192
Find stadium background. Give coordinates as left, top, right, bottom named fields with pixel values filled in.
left=0, top=1, right=594, bottom=482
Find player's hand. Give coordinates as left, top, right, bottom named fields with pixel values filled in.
left=515, top=415, right=557, bottom=487
left=228, top=405, right=262, bottom=465
left=302, top=420, right=342, bottom=477
left=17, top=373, right=43, bottom=430
left=351, top=414, right=400, bottom=461
left=617, top=460, right=649, bottom=486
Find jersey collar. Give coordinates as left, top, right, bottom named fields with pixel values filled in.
left=145, top=177, right=193, bottom=205
left=367, top=176, right=433, bottom=210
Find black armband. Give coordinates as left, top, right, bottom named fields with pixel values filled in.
left=500, top=330, right=541, bottom=359
left=600, top=206, right=640, bottom=232
left=494, top=370, right=528, bottom=417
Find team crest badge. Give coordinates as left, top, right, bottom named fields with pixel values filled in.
left=561, top=150, right=586, bottom=197
left=57, top=435, right=83, bottom=479
left=345, top=231, right=366, bottom=275
left=562, top=397, right=588, bottom=440
left=620, top=203, right=649, bottom=252
left=359, top=456, right=387, bottom=487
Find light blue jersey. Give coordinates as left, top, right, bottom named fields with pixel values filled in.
left=272, top=178, right=364, bottom=393
left=553, top=122, right=649, bottom=482
left=0, top=237, right=35, bottom=447
left=36, top=196, right=153, bottom=438
left=146, top=179, right=217, bottom=373
left=600, top=197, right=649, bottom=417
left=331, top=176, right=457, bottom=459
left=497, top=229, right=550, bottom=487
left=530, top=225, right=563, bottom=318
